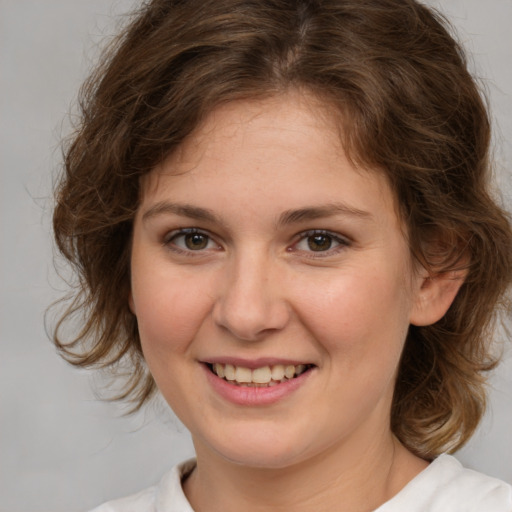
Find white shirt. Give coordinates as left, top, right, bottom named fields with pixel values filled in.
left=90, top=455, right=512, bottom=512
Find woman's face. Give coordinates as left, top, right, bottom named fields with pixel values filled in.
left=130, top=93, right=427, bottom=468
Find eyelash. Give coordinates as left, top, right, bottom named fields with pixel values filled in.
left=163, top=228, right=220, bottom=256
left=163, top=228, right=351, bottom=257
left=290, top=229, right=351, bottom=258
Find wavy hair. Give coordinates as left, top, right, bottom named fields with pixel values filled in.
left=52, top=0, right=512, bottom=458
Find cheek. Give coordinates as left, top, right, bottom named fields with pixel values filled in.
left=290, top=264, right=412, bottom=361
left=131, top=270, right=214, bottom=359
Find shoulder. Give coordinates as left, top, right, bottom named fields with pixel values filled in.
left=88, top=459, right=196, bottom=512
left=377, top=454, right=512, bottom=512
left=88, top=485, right=157, bottom=512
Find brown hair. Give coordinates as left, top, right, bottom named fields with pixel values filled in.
left=53, top=0, right=512, bottom=458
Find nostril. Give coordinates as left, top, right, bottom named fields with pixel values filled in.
left=212, top=302, right=290, bottom=342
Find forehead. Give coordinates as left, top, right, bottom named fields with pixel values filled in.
left=139, top=92, right=399, bottom=229
left=144, top=93, right=343, bottom=183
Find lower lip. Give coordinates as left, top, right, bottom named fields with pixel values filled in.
left=203, top=364, right=313, bottom=406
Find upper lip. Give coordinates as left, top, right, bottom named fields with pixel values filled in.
left=202, top=357, right=315, bottom=369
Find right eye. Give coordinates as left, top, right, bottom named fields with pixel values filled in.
left=165, top=229, right=220, bottom=253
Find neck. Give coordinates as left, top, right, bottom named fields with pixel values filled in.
left=183, top=430, right=427, bottom=512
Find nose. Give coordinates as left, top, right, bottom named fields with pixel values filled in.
left=212, top=249, right=290, bottom=341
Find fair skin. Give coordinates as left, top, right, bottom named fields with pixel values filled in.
left=129, top=92, right=463, bottom=512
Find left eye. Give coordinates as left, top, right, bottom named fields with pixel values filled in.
left=167, top=230, right=218, bottom=251
left=294, top=231, right=347, bottom=253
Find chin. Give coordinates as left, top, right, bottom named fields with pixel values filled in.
left=198, top=430, right=314, bottom=470
left=220, top=449, right=306, bottom=470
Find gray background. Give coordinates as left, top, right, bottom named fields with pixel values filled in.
left=1, top=1, right=511, bottom=511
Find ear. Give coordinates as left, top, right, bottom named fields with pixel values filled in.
left=409, top=267, right=467, bottom=326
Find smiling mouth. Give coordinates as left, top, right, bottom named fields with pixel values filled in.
left=206, top=363, right=314, bottom=387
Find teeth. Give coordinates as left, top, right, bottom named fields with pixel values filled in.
left=213, top=363, right=225, bottom=378
left=210, top=363, right=311, bottom=386
left=284, top=365, right=295, bottom=379
left=271, top=365, right=285, bottom=381
left=235, top=366, right=252, bottom=383
left=296, top=364, right=306, bottom=375
left=224, top=364, right=236, bottom=381
left=252, top=366, right=272, bottom=383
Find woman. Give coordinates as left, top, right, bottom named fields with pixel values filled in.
left=53, top=0, right=512, bottom=510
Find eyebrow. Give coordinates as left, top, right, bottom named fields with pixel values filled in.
left=142, top=202, right=219, bottom=223
left=141, top=201, right=373, bottom=225
left=277, top=203, right=373, bottom=226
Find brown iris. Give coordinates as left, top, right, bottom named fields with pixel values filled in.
left=184, top=233, right=209, bottom=250
left=307, top=234, right=333, bottom=251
